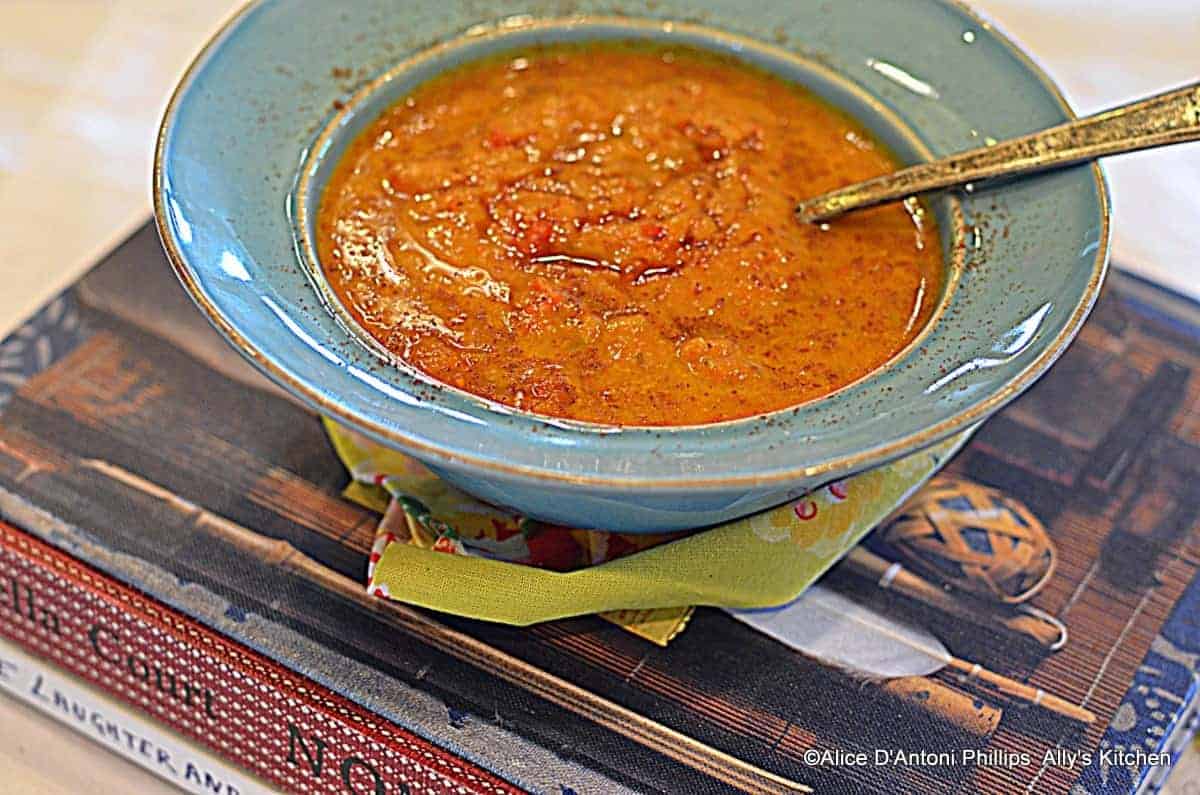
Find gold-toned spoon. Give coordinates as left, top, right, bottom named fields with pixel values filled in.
left=795, top=81, right=1200, bottom=224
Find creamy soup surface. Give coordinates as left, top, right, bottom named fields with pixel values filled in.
left=317, top=43, right=942, bottom=425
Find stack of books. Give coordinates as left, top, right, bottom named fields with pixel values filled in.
left=0, top=223, right=1196, bottom=793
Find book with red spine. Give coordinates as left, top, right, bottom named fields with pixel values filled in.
left=0, top=518, right=516, bottom=794
left=0, top=633, right=274, bottom=795
left=0, top=221, right=1197, bottom=794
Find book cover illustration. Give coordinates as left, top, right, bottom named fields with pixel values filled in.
left=0, top=222, right=1196, bottom=794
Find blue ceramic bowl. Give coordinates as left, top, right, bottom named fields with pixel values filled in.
left=155, top=0, right=1108, bottom=532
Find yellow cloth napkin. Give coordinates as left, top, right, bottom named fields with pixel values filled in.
left=326, top=417, right=968, bottom=640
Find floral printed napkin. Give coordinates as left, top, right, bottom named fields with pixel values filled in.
left=325, top=417, right=970, bottom=644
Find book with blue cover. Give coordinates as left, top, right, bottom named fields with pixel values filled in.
left=0, top=221, right=1196, bottom=793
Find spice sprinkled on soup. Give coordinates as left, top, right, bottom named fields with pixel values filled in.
left=317, top=43, right=942, bottom=425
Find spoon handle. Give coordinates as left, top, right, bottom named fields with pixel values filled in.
left=795, top=81, right=1200, bottom=223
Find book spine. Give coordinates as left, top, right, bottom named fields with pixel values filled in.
left=0, top=633, right=275, bottom=794
left=0, top=520, right=520, bottom=795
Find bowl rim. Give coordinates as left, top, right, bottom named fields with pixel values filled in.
left=153, top=0, right=1110, bottom=490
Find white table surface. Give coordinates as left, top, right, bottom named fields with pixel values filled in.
left=0, top=2, right=1197, bottom=793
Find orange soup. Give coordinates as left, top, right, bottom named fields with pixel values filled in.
left=316, top=44, right=941, bottom=425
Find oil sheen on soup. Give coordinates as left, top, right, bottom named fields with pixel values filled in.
left=316, top=43, right=942, bottom=426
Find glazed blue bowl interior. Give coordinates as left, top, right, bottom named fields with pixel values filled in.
left=157, top=0, right=1108, bottom=531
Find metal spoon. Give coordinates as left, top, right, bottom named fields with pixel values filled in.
left=795, top=81, right=1200, bottom=224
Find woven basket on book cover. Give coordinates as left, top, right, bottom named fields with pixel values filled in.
left=883, top=477, right=1056, bottom=603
